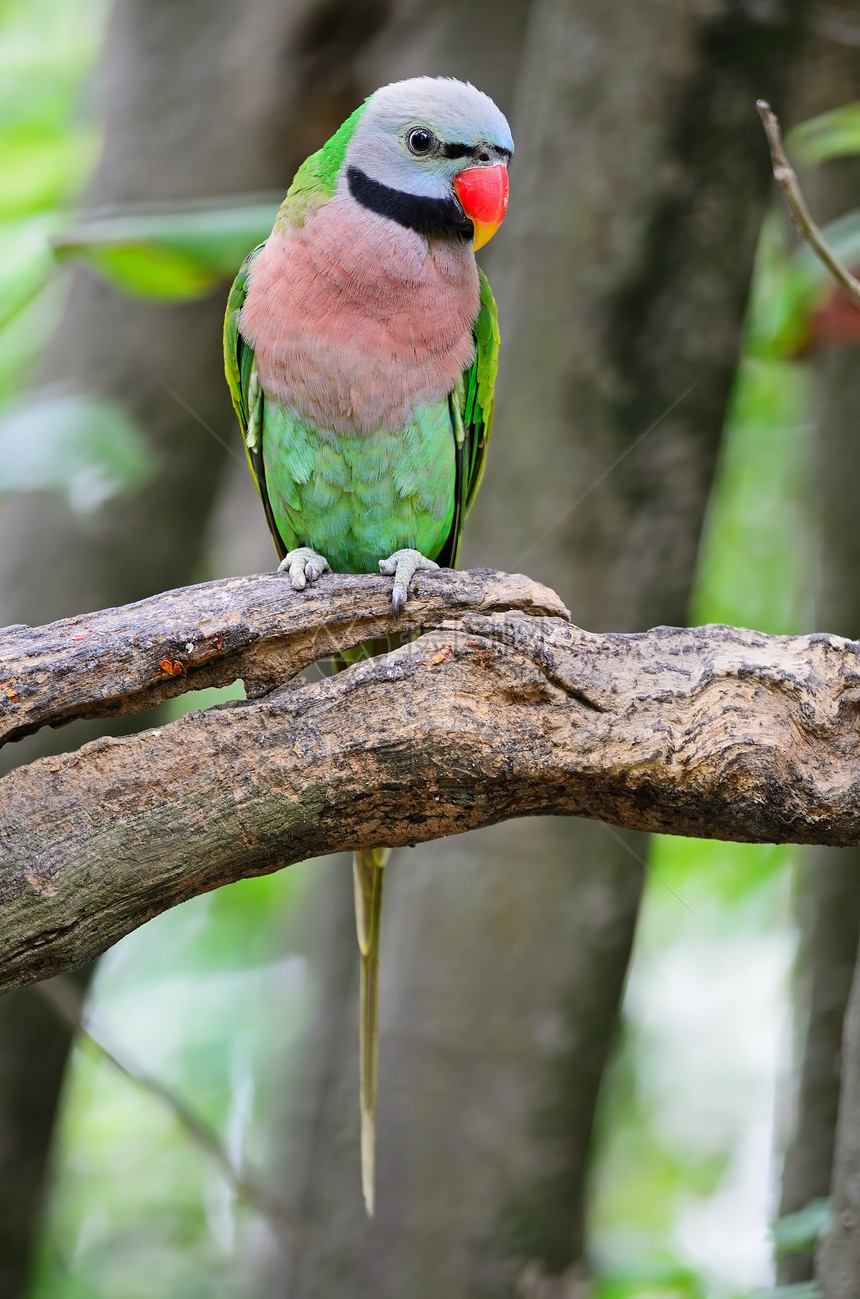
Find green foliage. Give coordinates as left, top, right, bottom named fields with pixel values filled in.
left=0, top=391, right=156, bottom=513
left=788, top=100, right=860, bottom=165
left=743, top=214, right=812, bottom=361
left=691, top=354, right=811, bottom=636
left=594, top=1261, right=710, bottom=1299
left=771, top=1198, right=832, bottom=1254
left=746, top=211, right=860, bottom=362
left=0, top=0, right=106, bottom=399
left=30, top=862, right=318, bottom=1299
left=53, top=203, right=278, bottom=300
left=0, top=0, right=158, bottom=517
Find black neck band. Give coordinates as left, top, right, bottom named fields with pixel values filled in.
left=347, top=166, right=472, bottom=240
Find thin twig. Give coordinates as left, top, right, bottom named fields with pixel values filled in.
left=756, top=98, right=860, bottom=311
left=36, top=977, right=303, bottom=1249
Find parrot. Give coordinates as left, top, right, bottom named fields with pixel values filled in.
left=223, top=76, right=513, bottom=1216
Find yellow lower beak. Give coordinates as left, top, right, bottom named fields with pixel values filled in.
left=452, top=164, right=509, bottom=253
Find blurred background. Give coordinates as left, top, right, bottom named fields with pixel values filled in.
left=3, top=0, right=860, bottom=1295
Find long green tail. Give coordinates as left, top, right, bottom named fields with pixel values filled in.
left=338, top=641, right=400, bottom=1215
left=353, top=846, right=390, bottom=1217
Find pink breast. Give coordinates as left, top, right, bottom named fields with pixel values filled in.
left=239, top=193, right=480, bottom=434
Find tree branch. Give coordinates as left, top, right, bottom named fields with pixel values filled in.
left=3, top=571, right=860, bottom=995
left=0, top=567, right=566, bottom=746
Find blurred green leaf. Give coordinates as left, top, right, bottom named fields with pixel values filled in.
left=0, top=390, right=157, bottom=512
left=649, top=836, right=793, bottom=912
left=0, top=71, right=79, bottom=131
left=0, top=261, right=50, bottom=334
left=53, top=202, right=279, bottom=299
left=793, top=208, right=860, bottom=293
left=788, top=100, right=860, bottom=165
left=772, top=1197, right=832, bottom=1252
left=0, top=128, right=97, bottom=218
left=745, top=209, right=860, bottom=361
left=593, top=1258, right=709, bottom=1299
left=0, top=276, right=65, bottom=399
left=0, top=215, right=57, bottom=341
left=743, top=213, right=811, bottom=360
left=691, top=355, right=812, bottom=637
left=106, top=869, right=306, bottom=980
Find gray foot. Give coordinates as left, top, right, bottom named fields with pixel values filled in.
left=278, top=546, right=330, bottom=591
left=378, top=549, right=439, bottom=618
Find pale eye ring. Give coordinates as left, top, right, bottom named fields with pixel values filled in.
left=407, top=128, right=435, bottom=155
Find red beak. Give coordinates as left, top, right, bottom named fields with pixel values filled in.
left=452, top=163, right=509, bottom=250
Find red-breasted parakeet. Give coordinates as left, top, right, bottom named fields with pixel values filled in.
left=224, top=76, right=512, bottom=1215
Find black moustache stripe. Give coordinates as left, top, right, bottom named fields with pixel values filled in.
left=440, top=141, right=474, bottom=159
left=347, top=166, right=472, bottom=240
left=441, top=141, right=512, bottom=161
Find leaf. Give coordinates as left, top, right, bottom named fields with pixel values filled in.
left=772, top=1197, right=832, bottom=1252
left=0, top=390, right=157, bottom=513
left=793, top=208, right=860, bottom=292
left=52, top=200, right=280, bottom=300
left=788, top=100, right=860, bottom=165
left=0, top=128, right=96, bottom=219
left=744, top=209, right=860, bottom=360
left=742, top=214, right=811, bottom=360
left=593, top=1259, right=709, bottom=1299
left=0, top=252, right=52, bottom=334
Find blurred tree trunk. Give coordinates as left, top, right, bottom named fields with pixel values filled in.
left=779, top=340, right=860, bottom=1284
left=0, top=1, right=394, bottom=1295
left=255, top=3, right=808, bottom=1295
left=806, top=266, right=860, bottom=1296
left=820, top=952, right=860, bottom=1294
left=774, top=18, right=860, bottom=1287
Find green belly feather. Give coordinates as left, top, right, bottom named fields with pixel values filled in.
left=261, top=398, right=456, bottom=573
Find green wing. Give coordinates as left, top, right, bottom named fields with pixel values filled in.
left=440, top=265, right=500, bottom=567
left=223, top=246, right=288, bottom=560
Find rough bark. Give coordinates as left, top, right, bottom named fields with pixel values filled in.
left=254, top=3, right=810, bottom=1293
left=5, top=582, right=860, bottom=997
left=0, top=569, right=565, bottom=745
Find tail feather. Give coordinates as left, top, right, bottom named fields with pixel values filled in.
left=353, top=846, right=390, bottom=1217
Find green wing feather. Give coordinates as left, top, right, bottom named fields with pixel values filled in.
left=440, top=264, right=500, bottom=566
left=464, top=266, right=501, bottom=514
left=223, top=248, right=257, bottom=435
left=223, top=247, right=288, bottom=560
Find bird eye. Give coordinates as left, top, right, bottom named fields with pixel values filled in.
left=407, top=128, right=435, bottom=155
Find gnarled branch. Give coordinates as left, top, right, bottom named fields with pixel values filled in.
left=0, top=566, right=566, bottom=746
left=2, top=568, right=860, bottom=996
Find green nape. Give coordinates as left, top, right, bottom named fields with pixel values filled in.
left=274, top=99, right=369, bottom=230
left=261, top=400, right=456, bottom=574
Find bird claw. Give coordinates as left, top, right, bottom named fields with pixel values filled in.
left=278, top=546, right=330, bottom=591
left=378, top=549, right=439, bottom=618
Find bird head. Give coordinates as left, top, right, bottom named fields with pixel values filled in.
left=342, top=77, right=513, bottom=251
